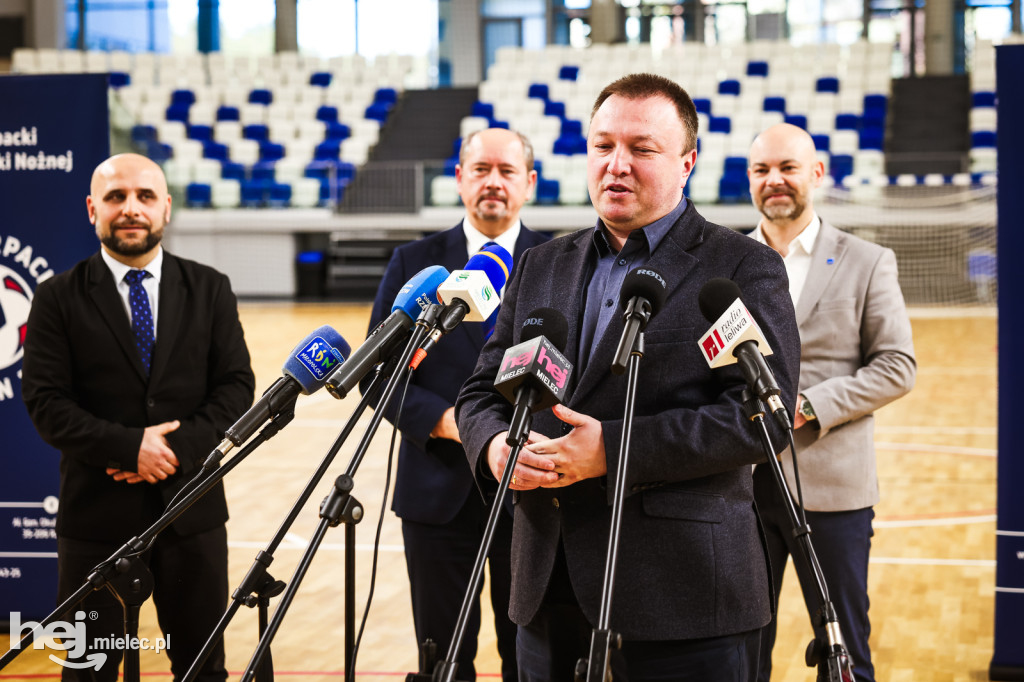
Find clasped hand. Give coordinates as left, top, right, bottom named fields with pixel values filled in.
left=486, top=405, right=607, bottom=491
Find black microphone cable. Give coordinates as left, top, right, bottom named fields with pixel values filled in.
left=348, top=360, right=412, bottom=678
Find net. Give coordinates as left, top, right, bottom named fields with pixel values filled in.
left=818, top=182, right=997, bottom=307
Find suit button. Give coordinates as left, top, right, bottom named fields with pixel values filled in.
left=552, top=498, right=560, bottom=509
left=146, top=399, right=155, bottom=408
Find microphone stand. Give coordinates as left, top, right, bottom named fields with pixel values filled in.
left=575, top=333, right=646, bottom=682
left=239, top=305, right=441, bottom=682
left=0, top=405, right=296, bottom=679
left=181, top=360, right=395, bottom=682
left=427, top=384, right=535, bottom=682
left=740, top=389, right=855, bottom=682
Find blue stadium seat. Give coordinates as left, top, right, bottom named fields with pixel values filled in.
left=816, top=77, right=840, bottom=93
left=708, top=116, right=732, bottom=134
left=203, top=141, right=229, bottom=161
left=131, top=125, right=157, bottom=144
left=269, top=183, right=292, bottom=207
left=693, top=98, right=712, bottom=115
left=147, top=142, right=173, bottom=162
left=718, top=79, right=741, bottom=96
left=812, top=134, right=830, bottom=152
left=972, top=91, right=996, bottom=108
left=746, top=61, right=769, bottom=77
left=188, top=124, right=213, bottom=142
left=374, top=87, right=399, bottom=107
left=553, top=134, right=586, bottom=155
left=763, top=96, right=786, bottom=113
left=723, top=157, right=747, bottom=174
left=186, top=183, right=211, bottom=208
left=490, top=119, right=509, bottom=129
left=171, top=89, right=196, bottom=106
left=859, top=128, right=884, bottom=150
left=472, top=101, right=494, bottom=120
left=535, top=178, right=559, bottom=205
left=559, top=65, right=580, bottom=81
left=830, top=154, right=854, bottom=182
left=365, top=102, right=391, bottom=122
left=165, top=104, right=190, bottom=123
left=528, top=83, right=549, bottom=100
left=784, top=114, right=807, bottom=130
left=240, top=180, right=269, bottom=207
left=443, top=157, right=459, bottom=175
left=314, top=140, right=341, bottom=160
left=251, top=161, right=277, bottom=182
left=216, top=105, right=240, bottom=122
left=835, top=113, right=860, bottom=130
left=718, top=173, right=750, bottom=203
left=316, top=105, right=339, bottom=123
left=561, top=119, right=583, bottom=137
left=221, top=161, right=246, bottom=181
left=533, top=159, right=544, bottom=177
left=108, top=72, right=130, bottom=88
left=310, top=72, right=332, bottom=87
left=259, top=142, right=286, bottom=162
left=243, top=124, right=269, bottom=142
left=971, top=131, right=997, bottom=148
left=249, top=89, right=273, bottom=105
left=325, top=122, right=351, bottom=141
left=863, top=94, right=888, bottom=117
left=545, top=100, right=566, bottom=118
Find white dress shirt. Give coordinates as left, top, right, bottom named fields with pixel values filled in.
left=749, top=215, right=821, bottom=308
left=101, top=246, right=163, bottom=338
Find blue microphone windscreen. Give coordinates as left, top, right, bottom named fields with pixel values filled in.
left=393, top=265, right=450, bottom=320
left=464, top=243, right=513, bottom=291
left=282, top=325, right=350, bottom=394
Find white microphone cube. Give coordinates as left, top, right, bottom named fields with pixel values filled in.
left=437, top=269, right=501, bottom=322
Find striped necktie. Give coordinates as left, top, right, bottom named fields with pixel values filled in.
left=124, top=269, right=155, bottom=375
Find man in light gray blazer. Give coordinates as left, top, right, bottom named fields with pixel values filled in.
left=746, top=124, right=917, bottom=682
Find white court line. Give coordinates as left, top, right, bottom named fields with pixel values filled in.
left=875, top=441, right=996, bottom=457
left=875, top=514, right=996, bottom=528
left=906, top=306, right=997, bottom=319
left=875, top=426, right=996, bottom=435
left=871, top=557, right=995, bottom=567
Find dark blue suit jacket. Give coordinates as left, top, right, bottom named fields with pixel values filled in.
left=367, top=223, right=550, bottom=525
left=456, top=204, right=801, bottom=640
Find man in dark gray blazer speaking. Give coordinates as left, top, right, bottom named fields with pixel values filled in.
left=455, top=73, right=801, bottom=681
left=746, top=124, right=916, bottom=682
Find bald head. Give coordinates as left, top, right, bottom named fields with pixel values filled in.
left=748, top=123, right=824, bottom=232
left=90, top=153, right=168, bottom=198
left=87, top=153, right=171, bottom=266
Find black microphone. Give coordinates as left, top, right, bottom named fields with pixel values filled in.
left=697, top=278, right=791, bottom=429
left=611, top=268, right=669, bottom=375
left=493, top=309, right=573, bottom=446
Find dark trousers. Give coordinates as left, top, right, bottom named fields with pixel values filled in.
left=401, top=492, right=517, bottom=682
left=753, top=465, right=875, bottom=682
left=516, top=544, right=760, bottom=682
left=56, top=526, right=229, bottom=682
left=516, top=600, right=761, bottom=682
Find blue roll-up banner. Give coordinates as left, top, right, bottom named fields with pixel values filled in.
left=992, top=44, right=1024, bottom=681
left=0, top=74, right=109, bottom=623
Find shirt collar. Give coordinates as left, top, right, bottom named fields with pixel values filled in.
left=751, top=213, right=821, bottom=256
left=462, top=218, right=521, bottom=257
left=101, top=246, right=164, bottom=284
left=591, top=196, right=687, bottom=256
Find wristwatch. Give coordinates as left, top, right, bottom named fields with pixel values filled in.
left=798, top=394, right=817, bottom=422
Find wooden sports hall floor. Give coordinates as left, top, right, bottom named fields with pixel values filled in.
left=1, top=303, right=998, bottom=681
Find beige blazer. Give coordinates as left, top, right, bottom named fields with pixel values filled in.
left=784, top=221, right=917, bottom=511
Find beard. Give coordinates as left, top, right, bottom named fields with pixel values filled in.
left=100, top=222, right=163, bottom=257
left=472, top=193, right=509, bottom=221
left=756, top=191, right=806, bottom=223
